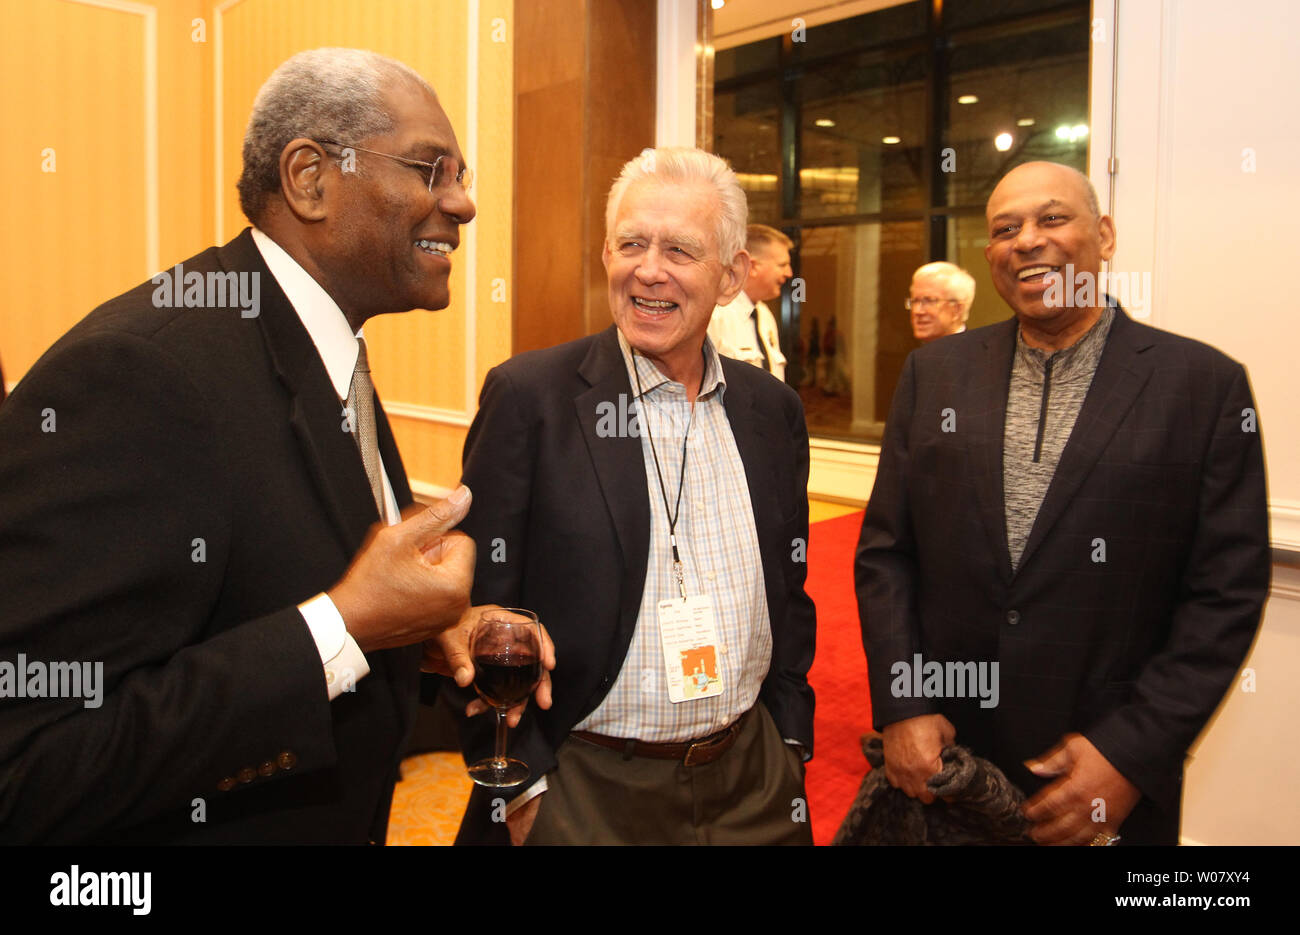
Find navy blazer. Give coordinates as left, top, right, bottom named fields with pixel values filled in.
left=0, top=229, right=420, bottom=843
left=451, top=326, right=817, bottom=843
left=855, top=307, right=1269, bottom=844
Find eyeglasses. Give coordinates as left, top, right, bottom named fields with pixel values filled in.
left=318, top=140, right=474, bottom=194
left=905, top=296, right=959, bottom=310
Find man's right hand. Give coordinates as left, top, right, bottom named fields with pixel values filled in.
left=880, top=713, right=955, bottom=803
left=328, top=485, right=476, bottom=654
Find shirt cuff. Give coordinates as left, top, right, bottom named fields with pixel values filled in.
left=505, top=776, right=548, bottom=816
left=299, top=593, right=371, bottom=700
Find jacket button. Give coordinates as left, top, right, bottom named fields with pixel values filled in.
left=237, top=767, right=257, bottom=783
left=217, top=777, right=236, bottom=792
left=1006, top=610, right=1021, bottom=625
left=277, top=751, right=298, bottom=770
left=258, top=761, right=277, bottom=777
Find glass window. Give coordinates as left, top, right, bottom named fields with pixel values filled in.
left=796, top=50, right=927, bottom=220
left=711, top=0, right=1091, bottom=442
left=714, top=80, right=783, bottom=224
left=940, top=21, right=1091, bottom=207
left=792, top=220, right=924, bottom=438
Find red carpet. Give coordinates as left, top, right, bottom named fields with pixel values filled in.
left=804, top=509, right=873, bottom=845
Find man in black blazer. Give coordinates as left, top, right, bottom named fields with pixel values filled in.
left=0, top=49, right=499, bottom=843
left=452, top=148, right=816, bottom=845
left=855, top=162, right=1269, bottom=845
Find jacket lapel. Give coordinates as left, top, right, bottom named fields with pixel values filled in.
left=1015, top=308, right=1154, bottom=573
left=217, top=230, right=380, bottom=556
left=967, top=319, right=1018, bottom=584
left=574, top=328, right=651, bottom=643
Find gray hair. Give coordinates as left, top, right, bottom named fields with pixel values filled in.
left=605, top=147, right=748, bottom=265
left=912, top=261, right=976, bottom=322
left=237, top=48, right=435, bottom=224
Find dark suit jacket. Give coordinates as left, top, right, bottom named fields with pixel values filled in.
left=855, top=308, right=1269, bottom=845
left=0, top=229, right=421, bottom=843
left=451, top=326, right=816, bottom=843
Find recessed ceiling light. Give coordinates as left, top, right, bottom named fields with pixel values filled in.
left=814, top=118, right=836, bottom=128
left=957, top=94, right=979, bottom=105
left=1017, top=117, right=1035, bottom=127
left=882, top=136, right=901, bottom=145
left=711, top=0, right=725, bottom=9
left=994, top=132, right=1013, bottom=152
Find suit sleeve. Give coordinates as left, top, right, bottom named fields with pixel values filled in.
left=854, top=352, right=934, bottom=729
left=1084, top=363, right=1270, bottom=809
left=443, top=365, right=556, bottom=786
left=0, top=334, right=336, bottom=843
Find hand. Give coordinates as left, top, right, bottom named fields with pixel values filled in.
left=505, top=793, right=542, bottom=846
left=425, top=610, right=557, bottom=727
left=329, top=486, right=475, bottom=654
left=880, top=713, right=955, bottom=803
left=1022, top=733, right=1141, bottom=845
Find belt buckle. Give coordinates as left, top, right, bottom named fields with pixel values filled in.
left=682, top=723, right=733, bottom=767
left=683, top=738, right=712, bottom=767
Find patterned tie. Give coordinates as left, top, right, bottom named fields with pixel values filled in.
left=347, top=337, right=386, bottom=521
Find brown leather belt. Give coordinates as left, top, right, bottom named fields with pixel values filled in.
left=572, top=710, right=750, bottom=767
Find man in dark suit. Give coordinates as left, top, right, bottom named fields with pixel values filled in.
left=0, top=48, right=506, bottom=843
left=855, top=161, right=1269, bottom=845
left=452, top=148, right=816, bottom=845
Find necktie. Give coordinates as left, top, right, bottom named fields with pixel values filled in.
left=347, top=337, right=386, bottom=521
left=751, top=307, right=772, bottom=372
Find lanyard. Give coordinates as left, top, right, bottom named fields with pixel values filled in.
left=632, top=352, right=695, bottom=600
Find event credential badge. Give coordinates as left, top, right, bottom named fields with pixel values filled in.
left=657, top=594, right=724, bottom=702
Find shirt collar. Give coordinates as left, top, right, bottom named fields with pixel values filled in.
left=616, top=328, right=727, bottom=401
left=251, top=227, right=362, bottom=400
left=1015, top=302, right=1116, bottom=378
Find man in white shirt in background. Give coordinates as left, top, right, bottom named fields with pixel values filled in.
left=908, top=260, right=974, bottom=344
left=707, top=223, right=792, bottom=381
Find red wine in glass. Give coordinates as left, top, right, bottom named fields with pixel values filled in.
left=467, top=608, right=542, bottom=788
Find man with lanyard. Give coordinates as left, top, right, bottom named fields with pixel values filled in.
left=450, top=147, right=816, bottom=845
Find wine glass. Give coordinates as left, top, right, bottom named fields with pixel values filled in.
left=466, top=607, right=543, bottom=788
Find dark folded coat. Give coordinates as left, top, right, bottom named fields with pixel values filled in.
left=833, top=734, right=1034, bottom=845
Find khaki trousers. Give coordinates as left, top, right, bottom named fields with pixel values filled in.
left=525, top=702, right=812, bottom=845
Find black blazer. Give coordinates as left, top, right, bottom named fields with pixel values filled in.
left=0, top=229, right=420, bottom=843
left=855, top=308, right=1270, bottom=844
left=451, top=327, right=817, bottom=843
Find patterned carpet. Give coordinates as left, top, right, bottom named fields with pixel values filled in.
left=387, top=499, right=870, bottom=846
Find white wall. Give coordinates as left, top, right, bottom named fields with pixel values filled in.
left=1105, top=0, right=1300, bottom=845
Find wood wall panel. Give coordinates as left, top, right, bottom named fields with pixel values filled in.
left=513, top=0, right=656, bottom=353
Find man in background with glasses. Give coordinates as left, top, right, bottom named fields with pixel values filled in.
left=907, top=261, right=974, bottom=344
left=0, top=48, right=540, bottom=843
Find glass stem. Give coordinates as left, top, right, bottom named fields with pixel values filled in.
left=493, top=707, right=509, bottom=767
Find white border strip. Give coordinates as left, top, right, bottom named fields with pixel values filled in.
left=64, top=0, right=158, bottom=274
left=656, top=0, right=696, bottom=147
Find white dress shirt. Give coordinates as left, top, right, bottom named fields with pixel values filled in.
left=707, top=291, right=787, bottom=382
left=251, top=227, right=403, bottom=700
